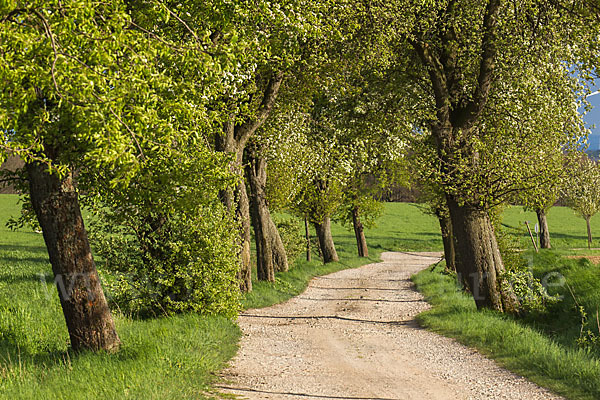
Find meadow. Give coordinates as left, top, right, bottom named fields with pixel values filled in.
left=1, top=194, right=600, bottom=399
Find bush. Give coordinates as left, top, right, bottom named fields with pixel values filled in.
left=86, top=147, right=241, bottom=318
left=495, top=221, right=558, bottom=313
left=272, top=215, right=305, bottom=264
left=91, top=205, right=241, bottom=318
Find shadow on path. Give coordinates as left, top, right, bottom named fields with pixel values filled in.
left=295, top=297, right=422, bottom=304
left=240, top=313, right=422, bottom=328
left=216, top=385, right=401, bottom=400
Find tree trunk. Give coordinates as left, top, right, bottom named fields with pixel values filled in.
left=246, top=150, right=288, bottom=281
left=314, top=216, right=339, bottom=263
left=26, top=161, right=120, bottom=352
left=215, top=122, right=252, bottom=292
left=436, top=210, right=456, bottom=272
left=536, top=208, right=551, bottom=249
left=237, top=183, right=253, bottom=292
left=447, top=196, right=520, bottom=313
left=586, top=216, right=593, bottom=249
left=305, top=217, right=311, bottom=262
left=213, top=72, right=284, bottom=291
left=351, top=206, right=368, bottom=257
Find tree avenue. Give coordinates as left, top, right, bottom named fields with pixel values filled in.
left=360, top=0, right=599, bottom=312
left=3, top=0, right=600, bottom=356
left=0, top=0, right=242, bottom=349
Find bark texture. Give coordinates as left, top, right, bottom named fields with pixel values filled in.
left=305, top=217, right=311, bottom=262
left=586, top=216, right=593, bottom=249
left=246, top=149, right=288, bottom=282
left=314, top=217, right=339, bottom=263
left=216, top=125, right=252, bottom=292
left=214, top=71, right=284, bottom=292
left=351, top=206, right=368, bottom=257
left=436, top=210, right=456, bottom=272
left=535, top=208, right=551, bottom=249
left=447, top=197, right=519, bottom=313
left=26, top=161, right=120, bottom=352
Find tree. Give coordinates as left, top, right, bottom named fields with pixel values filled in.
left=0, top=0, right=229, bottom=350
left=244, top=140, right=289, bottom=282
left=207, top=0, right=328, bottom=290
left=215, top=71, right=284, bottom=290
left=563, top=154, right=600, bottom=249
left=520, top=182, right=563, bottom=250
left=0, top=0, right=142, bottom=351
left=365, top=0, right=597, bottom=312
left=415, top=185, right=457, bottom=272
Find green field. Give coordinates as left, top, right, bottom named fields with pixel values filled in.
left=1, top=194, right=600, bottom=399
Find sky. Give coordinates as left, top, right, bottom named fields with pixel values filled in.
left=585, top=90, right=600, bottom=150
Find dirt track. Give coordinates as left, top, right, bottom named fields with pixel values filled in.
left=218, top=252, right=563, bottom=400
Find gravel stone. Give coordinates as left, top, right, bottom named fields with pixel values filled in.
left=218, top=252, right=564, bottom=400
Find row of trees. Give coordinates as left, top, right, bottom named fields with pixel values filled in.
left=1, top=0, right=599, bottom=351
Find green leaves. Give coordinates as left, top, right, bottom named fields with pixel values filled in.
left=563, top=153, right=600, bottom=221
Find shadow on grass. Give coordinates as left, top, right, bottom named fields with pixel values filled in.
left=0, top=271, right=51, bottom=284
left=0, top=328, right=149, bottom=374
left=0, top=243, right=47, bottom=254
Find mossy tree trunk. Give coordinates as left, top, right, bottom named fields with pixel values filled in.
left=447, top=197, right=520, bottom=313
left=245, top=147, right=288, bottom=282
left=351, top=206, right=368, bottom=257
left=214, top=71, right=284, bottom=292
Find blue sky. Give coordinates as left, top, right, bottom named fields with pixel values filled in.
left=585, top=90, right=600, bottom=150
left=587, top=91, right=600, bottom=131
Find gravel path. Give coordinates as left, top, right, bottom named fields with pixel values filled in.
left=218, top=252, right=563, bottom=400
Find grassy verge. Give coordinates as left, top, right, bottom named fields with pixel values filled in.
left=243, top=202, right=443, bottom=309
left=0, top=195, right=240, bottom=399
left=0, top=198, right=441, bottom=398
left=412, top=260, right=600, bottom=400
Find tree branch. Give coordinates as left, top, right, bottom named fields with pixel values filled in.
left=234, top=71, right=285, bottom=147
left=451, top=0, right=501, bottom=131
left=409, top=38, right=451, bottom=129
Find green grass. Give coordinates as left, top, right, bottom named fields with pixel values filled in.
left=525, top=251, right=600, bottom=353
left=4, top=195, right=600, bottom=399
left=0, top=195, right=240, bottom=399
left=244, top=202, right=443, bottom=309
left=501, top=206, right=600, bottom=251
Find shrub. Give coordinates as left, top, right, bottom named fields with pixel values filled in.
left=86, top=147, right=241, bottom=318
left=91, top=205, right=241, bottom=318
left=272, top=215, right=305, bottom=264
left=495, top=217, right=558, bottom=313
